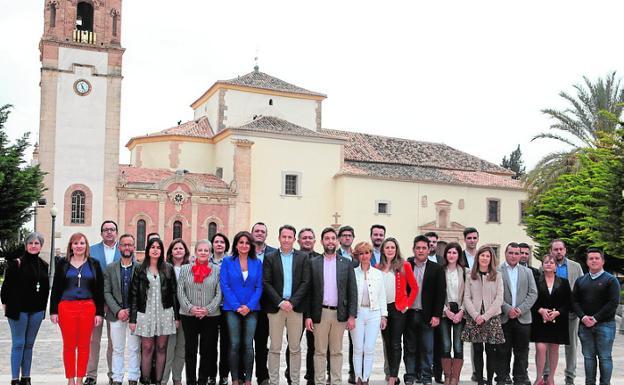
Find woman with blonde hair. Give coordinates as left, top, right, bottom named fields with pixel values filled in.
left=461, top=246, right=504, bottom=385
left=376, top=237, right=418, bottom=385
left=350, top=242, right=387, bottom=385
left=50, top=233, right=105, bottom=385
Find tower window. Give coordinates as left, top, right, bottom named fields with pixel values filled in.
left=50, top=5, right=57, bottom=28
left=375, top=200, right=391, bottom=215
left=137, top=219, right=146, bottom=251
left=173, top=220, right=183, bottom=240
left=208, top=222, right=217, bottom=240
left=76, top=2, right=94, bottom=32
left=112, top=13, right=118, bottom=37
left=283, top=173, right=299, bottom=196
left=216, top=167, right=223, bottom=179
left=269, top=99, right=273, bottom=106
left=70, top=190, right=86, bottom=224
left=486, top=198, right=501, bottom=223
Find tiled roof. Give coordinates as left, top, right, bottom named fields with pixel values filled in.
left=136, top=117, right=214, bottom=140
left=219, top=70, right=326, bottom=97
left=118, top=165, right=228, bottom=189
left=340, top=161, right=522, bottom=189
left=234, top=116, right=336, bottom=139
left=321, top=129, right=513, bottom=175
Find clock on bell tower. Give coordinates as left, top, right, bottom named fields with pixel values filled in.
left=37, top=0, right=124, bottom=252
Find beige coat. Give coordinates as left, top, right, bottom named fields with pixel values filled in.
left=463, top=272, right=503, bottom=321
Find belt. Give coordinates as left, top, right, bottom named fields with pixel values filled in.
left=322, top=305, right=337, bottom=310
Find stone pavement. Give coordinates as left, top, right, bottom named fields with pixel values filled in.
left=1, top=317, right=624, bottom=384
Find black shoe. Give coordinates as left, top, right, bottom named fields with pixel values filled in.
left=85, top=378, right=97, bottom=385
left=128, top=381, right=138, bottom=385
left=18, top=378, right=31, bottom=385
left=348, top=374, right=356, bottom=384
left=505, top=376, right=512, bottom=385
left=11, top=380, right=20, bottom=385
left=140, top=378, right=151, bottom=385
left=208, top=378, right=217, bottom=385
left=434, top=376, right=444, bottom=384
left=472, top=374, right=479, bottom=382
left=111, top=382, right=122, bottom=385
left=219, top=378, right=229, bottom=385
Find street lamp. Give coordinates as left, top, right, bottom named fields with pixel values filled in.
left=49, top=203, right=58, bottom=285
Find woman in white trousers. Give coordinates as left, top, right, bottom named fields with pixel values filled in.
left=350, top=242, right=387, bottom=385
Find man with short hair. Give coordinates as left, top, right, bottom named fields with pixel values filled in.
left=337, top=225, right=357, bottom=383
left=498, top=243, right=538, bottom=385
left=87, top=220, right=121, bottom=385
left=370, top=224, right=386, bottom=267
left=543, top=239, right=584, bottom=385
left=252, top=222, right=277, bottom=385
left=424, top=232, right=444, bottom=265
left=104, top=234, right=140, bottom=385
left=337, top=226, right=355, bottom=261
left=264, top=225, right=311, bottom=385
left=461, top=228, right=479, bottom=269
left=305, top=227, right=357, bottom=385
left=518, top=243, right=539, bottom=283
left=404, top=235, right=446, bottom=385
left=295, top=228, right=322, bottom=385
left=572, top=248, right=620, bottom=385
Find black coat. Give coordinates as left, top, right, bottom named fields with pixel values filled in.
left=262, top=250, right=311, bottom=313
left=1, top=252, right=50, bottom=320
left=50, top=257, right=105, bottom=316
left=129, top=263, right=180, bottom=323
left=530, top=275, right=571, bottom=344
left=305, top=254, right=357, bottom=323
left=406, top=257, right=446, bottom=323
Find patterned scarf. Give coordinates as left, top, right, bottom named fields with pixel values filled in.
left=192, top=260, right=211, bottom=283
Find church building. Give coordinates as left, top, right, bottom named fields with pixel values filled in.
left=35, top=0, right=530, bottom=258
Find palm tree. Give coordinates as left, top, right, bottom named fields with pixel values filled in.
left=527, top=72, right=624, bottom=195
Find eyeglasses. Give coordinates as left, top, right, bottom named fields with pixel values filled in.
left=102, top=228, right=117, bottom=233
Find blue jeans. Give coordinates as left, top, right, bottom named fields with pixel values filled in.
left=440, top=318, right=464, bottom=359
left=578, top=321, right=615, bottom=385
left=8, top=311, right=45, bottom=379
left=403, top=309, right=434, bottom=384
left=225, top=311, right=258, bottom=382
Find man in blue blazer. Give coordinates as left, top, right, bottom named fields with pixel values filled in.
left=85, top=220, right=122, bottom=385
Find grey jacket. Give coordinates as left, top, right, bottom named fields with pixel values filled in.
left=499, top=263, right=538, bottom=324
left=103, top=259, right=140, bottom=322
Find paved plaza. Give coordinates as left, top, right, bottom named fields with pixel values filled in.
left=1, top=316, right=624, bottom=384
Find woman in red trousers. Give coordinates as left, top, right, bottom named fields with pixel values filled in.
left=50, top=233, right=105, bottom=385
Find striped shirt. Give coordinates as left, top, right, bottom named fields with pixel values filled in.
left=177, top=263, right=222, bottom=317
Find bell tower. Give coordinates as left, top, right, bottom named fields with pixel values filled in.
left=37, top=0, right=124, bottom=250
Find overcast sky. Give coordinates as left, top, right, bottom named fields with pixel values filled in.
left=2, top=1, right=623, bottom=169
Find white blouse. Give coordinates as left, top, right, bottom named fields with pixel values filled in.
left=446, top=268, right=460, bottom=304
left=382, top=270, right=396, bottom=304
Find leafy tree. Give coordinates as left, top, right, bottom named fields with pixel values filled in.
left=527, top=72, right=624, bottom=195
left=525, top=133, right=624, bottom=272
left=501, top=144, right=525, bottom=179
left=0, top=104, right=45, bottom=248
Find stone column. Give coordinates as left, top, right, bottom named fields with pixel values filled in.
left=191, top=196, right=199, bottom=248
left=117, top=190, right=127, bottom=234
left=232, top=139, right=254, bottom=233
left=158, top=192, right=166, bottom=237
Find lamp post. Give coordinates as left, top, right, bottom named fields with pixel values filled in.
left=49, top=203, right=58, bottom=285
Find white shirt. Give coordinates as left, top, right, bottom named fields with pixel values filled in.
left=428, top=254, right=438, bottom=263
left=104, top=242, right=117, bottom=265
left=445, top=268, right=460, bottom=304
left=465, top=251, right=475, bottom=269
left=382, top=270, right=396, bottom=304
left=505, top=262, right=519, bottom=308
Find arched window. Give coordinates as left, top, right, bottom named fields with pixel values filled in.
left=208, top=222, right=217, bottom=240
left=76, top=2, right=94, bottom=32
left=137, top=220, right=146, bottom=251
left=50, top=5, right=57, bottom=28
left=173, top=220, right=183, bottom=240
left=70, top=191, right=86, bottom=224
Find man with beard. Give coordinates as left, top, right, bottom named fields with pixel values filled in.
left=370, top=224, right=386, bottom=267
left=305, top=227, right=357, bottom=385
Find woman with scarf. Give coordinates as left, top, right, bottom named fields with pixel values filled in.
left=177, top=239, right=222, bottom=385
left=1, top=232, right=50, bottom=385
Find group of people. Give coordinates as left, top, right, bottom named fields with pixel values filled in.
left=1, top=221, right=621, bottom=385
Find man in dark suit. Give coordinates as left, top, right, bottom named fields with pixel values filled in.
left=305, top=227, right=357, bottom=385
left=264, top=225, right=311, bottom=385
left=518, top=243, right=540, bottom=283
left=404, top=235, right=446, bottom=385
left=252, top=222, right=278, bottom=385
left=424, top=231, right=444, bottom=383
left=103, top=234, right=140, bottom=385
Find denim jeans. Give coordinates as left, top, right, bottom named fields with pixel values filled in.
left=440, top=317, right=464, bottom=359
left=578, top=321, right=616, bottom=385
left=8, top=311, right=45, bottom=379
left=226, top=311, right=258, bottom=382
left=403, top=309, right=434, bottom=384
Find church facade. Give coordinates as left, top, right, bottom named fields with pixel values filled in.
left=35, top=0, right=530, bottom=258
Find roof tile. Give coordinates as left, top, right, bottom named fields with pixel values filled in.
left=219, top=70, right=326, bottom=97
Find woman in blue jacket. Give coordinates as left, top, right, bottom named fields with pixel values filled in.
left=219, top=231, right=263, bottom=385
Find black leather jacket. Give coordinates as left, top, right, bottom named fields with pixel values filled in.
left=129, top=262, right=179, bottom=323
